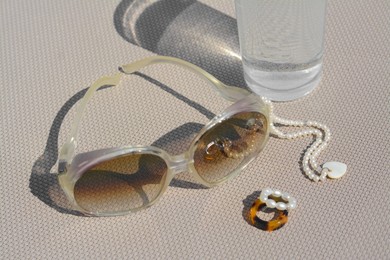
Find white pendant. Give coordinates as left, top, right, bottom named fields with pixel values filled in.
left=323, top=162, right=347, bottom=179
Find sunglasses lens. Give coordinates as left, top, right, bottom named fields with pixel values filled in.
left=74, top=153, right=168, bottom=214
left=193, top=112, right=267, bottom=184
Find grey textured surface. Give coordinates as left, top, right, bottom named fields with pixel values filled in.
left=1, top=0, right=389, bottom=259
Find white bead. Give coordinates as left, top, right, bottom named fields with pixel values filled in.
left=313, top=175, right=320, bottom=182
left=276, top=202, right=287, bottom=211
left=266, top=199, right=277, bottom=208
left=282, top=192, right=291, bottom=201
left=262, top=188, right=273, bottom=196
left=259, top=194, right=268, bottom=202
left=319, top=174, right=327, bottom=181
left=287, top=201, right=297, bottom=210
left=272, top=190, right=281, bottom=197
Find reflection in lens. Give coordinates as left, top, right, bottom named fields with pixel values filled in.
left=74, top=153, right=167, bottom=213
left=194, top=112, right=267, bottom=183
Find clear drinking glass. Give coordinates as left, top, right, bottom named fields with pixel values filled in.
left=235, top=0, right=327, bottom=101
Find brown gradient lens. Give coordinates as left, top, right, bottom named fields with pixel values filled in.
left=74, top=153, right=168, bottom=213
left=193, top=112, right=267, bottom=183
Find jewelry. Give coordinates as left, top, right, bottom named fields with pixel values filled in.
left=259, top=188, right=297, bottom=211
left=249, top=188, right=297, bottom=232
left=204, top=118, right=263, bottom=160
left=263, top=98, right=347, bottom=182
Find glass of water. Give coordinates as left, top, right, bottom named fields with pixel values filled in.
left=235, top=0, right=327, bottom=101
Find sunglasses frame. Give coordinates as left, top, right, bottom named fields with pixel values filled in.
left=58, top=56, right=271, bottom=216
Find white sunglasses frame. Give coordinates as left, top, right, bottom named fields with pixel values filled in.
left=57, top=56, right=271, bottom=216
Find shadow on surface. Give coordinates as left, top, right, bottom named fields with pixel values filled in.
left=114, top=0, right=247, bottom=88
left=242, top=190, right=262, bottom=226
left=29, top=74, right=215, bottom=215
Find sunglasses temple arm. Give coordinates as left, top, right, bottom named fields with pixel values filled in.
left=58, top=73, right=123, bottom=165
left=119, top=56, right=251, bottom=102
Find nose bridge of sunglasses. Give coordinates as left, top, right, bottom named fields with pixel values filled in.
left=169, top=154, right=191, bottom=175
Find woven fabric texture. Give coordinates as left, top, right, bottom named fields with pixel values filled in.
left=1, top=0, right=389, bottom=258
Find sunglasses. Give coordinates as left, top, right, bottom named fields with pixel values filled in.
left=58, top=56, right=271, bottom=216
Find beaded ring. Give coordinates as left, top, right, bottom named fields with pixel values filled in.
left=249, top=188, right=297, bottom=231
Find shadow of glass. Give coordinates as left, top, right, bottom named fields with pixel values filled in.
left=29, top=73, right=215, bottom=215
left=114, top=0, right=247, bottom=88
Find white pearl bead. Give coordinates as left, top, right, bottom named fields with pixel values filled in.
left=273, top=190, right=282, bottom=197
left=288, top=201, right=297, bottom=210
left=266, top=199, right=276, bottom=208
left=263, top=188, right=272, bottom=196
left=260, top=194, right=268, bottom=202
left=282, top=193, right=291, bottom=201
left=276, top=202, right=287, bottom=211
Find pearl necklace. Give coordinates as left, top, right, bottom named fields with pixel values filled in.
left=264, top=98, right=347, bottom=182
